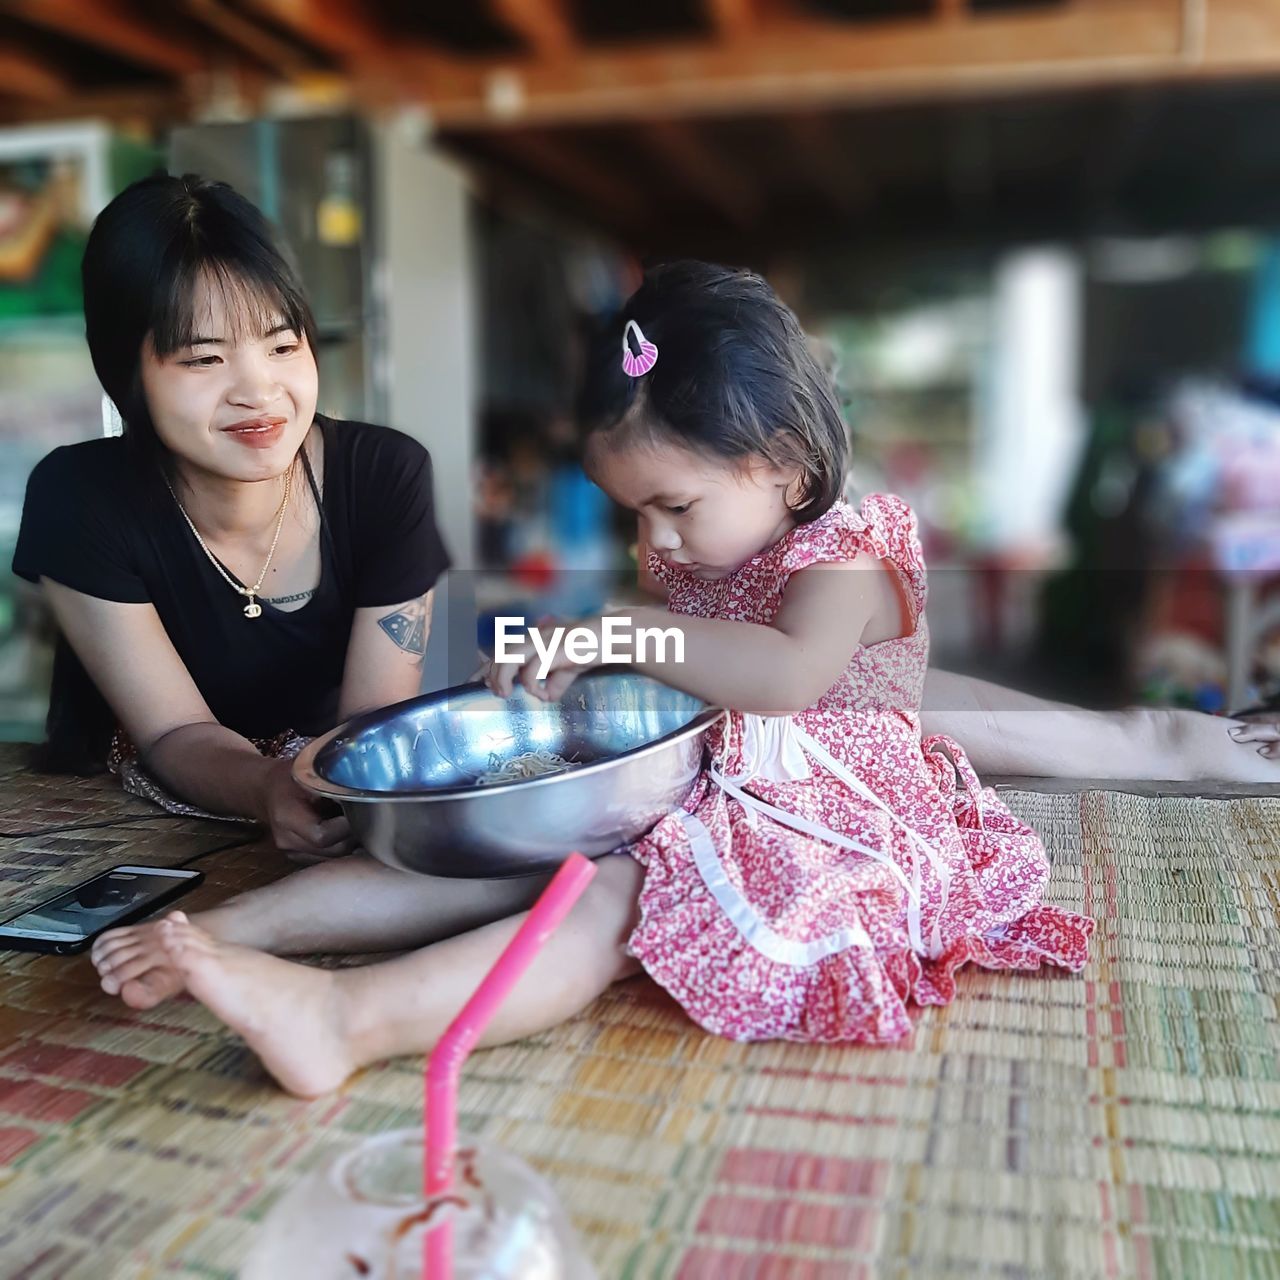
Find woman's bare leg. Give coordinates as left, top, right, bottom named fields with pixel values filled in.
left=150, top=856, right=643, bottom=1098
left=921, top=668, right=1280, bottom=782
left=92, top=856, right=550, bottom=1008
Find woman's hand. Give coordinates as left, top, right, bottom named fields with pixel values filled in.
left=259, top=759, right=353, bottom=858
left=484, top=616, right=603, bottom=702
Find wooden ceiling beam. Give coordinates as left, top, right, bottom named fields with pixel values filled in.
left=0, top=83, right=186, bottom=125
left=241, top=0, right=467, bottom=99
left=183, top=0, right=312, bottom=77
left=704, top=0, right=758, bottom=41
left=784, top=111, right=869, bottom=217
left=442, top=143, right=622, bottom=244
left=0, top=46, right=71, bottom=102
left=642, top=119, right=762, bottom=229
left=482, top=130, right=650, bottom=236
left=3, top=0, right=206, bottom=76
left=491, top=0, right=576, bottom=59
left=410, top=0, right=1280, bottom=132
left=239, top=0, right=388, bottom=60
left=1203, top=0, right=1280, bottom=70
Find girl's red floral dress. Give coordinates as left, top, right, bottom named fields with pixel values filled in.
left=626, top=494, right=1094, bottom=1043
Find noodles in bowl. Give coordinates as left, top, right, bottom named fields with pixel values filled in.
left=475, top=749, right=577, bottom=787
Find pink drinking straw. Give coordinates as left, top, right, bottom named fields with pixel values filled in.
left=424, top=852, right=597, bottom=1279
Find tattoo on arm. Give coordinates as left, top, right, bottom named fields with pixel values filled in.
left=377, top=594, right=433, bottom=666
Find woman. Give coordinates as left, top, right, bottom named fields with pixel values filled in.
left=16, top=172, right=589, bottom=987
left=14, top=173, right=453, bottom=858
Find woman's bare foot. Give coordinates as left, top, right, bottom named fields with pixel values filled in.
left=157, top=916, right=354, bottom=1098
left=91, top=913, right=190, bottom=1010
left=1146, top=707, right=1280, bottom=783
left=1228, top=718, right=1280, bottom=760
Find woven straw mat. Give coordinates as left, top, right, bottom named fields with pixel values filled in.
left=0, top=748, right=1277, bottom=1279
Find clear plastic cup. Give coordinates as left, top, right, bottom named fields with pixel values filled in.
left=240, top=1130, right=597, bottom=1279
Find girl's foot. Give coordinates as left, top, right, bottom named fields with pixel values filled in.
left=91, top=913, right=189, bottom=1009
left=157, top=916, right=354, bottom=1098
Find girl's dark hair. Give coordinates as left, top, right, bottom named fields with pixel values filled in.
left=578, top=261, right=848, bottom=523
left=81, top=172, right=317, bottom=474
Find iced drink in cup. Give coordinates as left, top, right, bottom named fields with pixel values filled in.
left=240, top=1129, right=596, bottom=1279
left=247, top=855, right=600, bottom=1280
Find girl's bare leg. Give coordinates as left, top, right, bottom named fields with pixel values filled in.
left=921, top=668, right=1280, bottom=783
left=149, top=855, right=643, bottom=1098
left=92, top=856, right=550, bottom=1009
left=190, top=855, right=551, bottom=954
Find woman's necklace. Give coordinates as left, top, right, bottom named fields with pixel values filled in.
left=168, top=467, right=294, bottom=619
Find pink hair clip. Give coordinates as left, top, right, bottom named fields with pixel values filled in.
left=621, top=319, right=658, bottom=378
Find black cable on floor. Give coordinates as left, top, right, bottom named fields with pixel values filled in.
left=174, top=832, right=263, bottom=868
left=0, top=814, right=258, bottom=847
left=0, top=812, right=187, bottom=840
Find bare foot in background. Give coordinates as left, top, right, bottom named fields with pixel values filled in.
left=921, top=670, right=1280, bottom=784
left=1227, top=719, right=1280, bottom=763
left=1154, top=708, right=1280, bottom=782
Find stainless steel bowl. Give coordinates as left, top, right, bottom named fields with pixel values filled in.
left=293, top=672, right=723, bottom=878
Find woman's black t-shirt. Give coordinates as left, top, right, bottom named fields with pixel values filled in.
left=13, top=416, right=450, bottom=766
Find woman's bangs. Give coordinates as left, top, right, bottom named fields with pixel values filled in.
left=150, top=256, right=308, bottom=356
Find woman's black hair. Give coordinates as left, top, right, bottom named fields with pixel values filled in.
left=81, top=172, right=317, bottom=477
left=578, top=261, right=849, bottom=523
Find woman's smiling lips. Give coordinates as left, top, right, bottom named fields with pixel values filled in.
left=222, top=416, right=288, bottom=449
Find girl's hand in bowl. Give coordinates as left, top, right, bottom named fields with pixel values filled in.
left=485, top=616, right=602, bottom=702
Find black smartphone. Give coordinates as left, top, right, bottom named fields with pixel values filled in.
left=0, top=865, right=204, bottom=955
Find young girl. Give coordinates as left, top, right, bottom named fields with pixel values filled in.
left=93, top=261, right=1096, bottom=1093
left=490, top=261, right=1093, bottom=1042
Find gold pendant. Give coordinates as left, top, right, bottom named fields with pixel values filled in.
left=244, top=599, right=263, bottom=619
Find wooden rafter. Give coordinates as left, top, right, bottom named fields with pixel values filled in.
left=406, top=0, right=1280, bottom=132
left=240, top=0, right=466, bottom=96
left=1204, top=0, right=1280, bottom=68
left=482, top=129, right=647, bottom=234
left=239, top=0, right=387, bottom=60
left=4, top=0, right=206, bottom=76
left=642, top=120, right=761, bottom=229
left=5, top=0, right=1280, bottom=147
left=184, top=0, right=312, bottom=76
left=491, top=0, right=575, bottom=59
left=784, top=111, right=869, bottom=217
left=0, top=47, right=70, bottom=102
left=704, top=0, right=758, bottom=41
left=0, top=83, right=187, bottom=127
